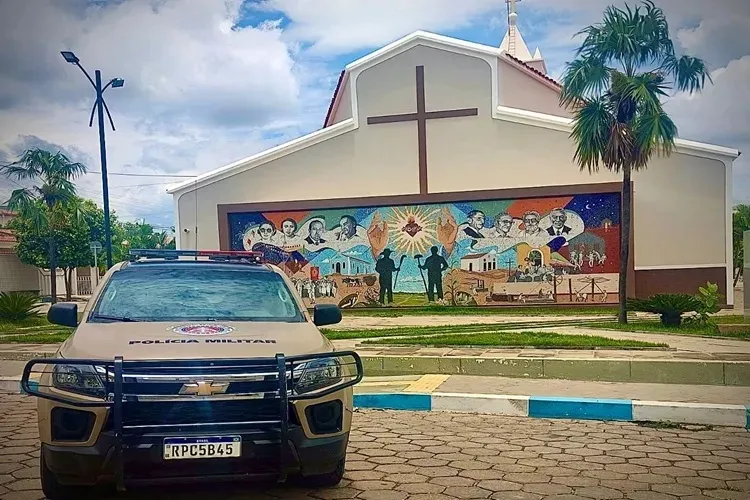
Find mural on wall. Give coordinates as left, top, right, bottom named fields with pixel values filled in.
left=227, top=193, right=621, bottom=308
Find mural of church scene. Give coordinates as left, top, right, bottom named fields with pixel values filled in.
left=227, top=193, right=621, bottom=308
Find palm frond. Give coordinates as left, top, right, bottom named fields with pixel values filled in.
left=5, top=188, right=35, bottom=212
left=559, top=57, right=611, bottom=108
left=570, top=97, right=615, bottom=174
left=602, top=121, right=635, bottom=172
left=632, top=109, right=677, bottom=169
left=662, top=54, right=713, bottom=94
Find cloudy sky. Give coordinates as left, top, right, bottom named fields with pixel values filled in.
left=0, top=0, right=748, bottom=229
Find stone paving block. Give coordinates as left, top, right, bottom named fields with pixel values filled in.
left=723, top=362, right=750, bottom=386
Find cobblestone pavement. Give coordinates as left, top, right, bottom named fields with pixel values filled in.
left=2, top=393, right=750, bottom=499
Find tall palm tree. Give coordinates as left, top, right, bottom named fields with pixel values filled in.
left=1, top=149, right=87, bottom=303
left=559, top=1, right=712, bottom=323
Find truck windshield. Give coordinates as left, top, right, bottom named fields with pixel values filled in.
left=90, top=266, right=304, bottom=323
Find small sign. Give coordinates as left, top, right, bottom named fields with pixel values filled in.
left=89, top=241, right=102, bottom=252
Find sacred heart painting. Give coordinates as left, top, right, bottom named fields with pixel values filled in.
left=227, top=192, right=621, bottom=308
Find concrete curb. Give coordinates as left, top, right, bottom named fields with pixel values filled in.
left=3, top=352, right=750, bottom=385
left=360, top=356, right=750, bottom=386
left=3, top=376, right=747, bottom=428
left=353, top=392, right=750, bottom=428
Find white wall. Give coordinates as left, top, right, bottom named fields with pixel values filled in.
left=176, top=43, right=729, bottom=272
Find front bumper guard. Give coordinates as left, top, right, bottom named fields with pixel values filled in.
left=21, top=351, right=363, bottom=491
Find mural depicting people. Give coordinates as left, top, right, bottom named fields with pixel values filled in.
left=522, top=211, right=543, bottom=237
left=462, top=210, right=486, bottom=239
left=279, top=218, right=303, bottom=248
left=229, top=193, right=621, bottom=309
left=304, top=219, right=327, bottom=246
left=546, top=208, right=572, bottom=236
left=375, top=248, right=401, bottom=305
left=419, top=246, right=449, bottom=302
left=336, top=215, right=358, bottom=241
left=489, top=212, right=514, bottom=238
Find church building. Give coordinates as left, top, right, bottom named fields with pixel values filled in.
left=168, top=3, right=739, bottom=309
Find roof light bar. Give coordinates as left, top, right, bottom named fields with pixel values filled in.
left=128, top=249, right=264, bottom=263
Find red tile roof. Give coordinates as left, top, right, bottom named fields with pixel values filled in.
left=503, top=53, right=561, bottom=89
left=0, top=229, right=16, bottom=243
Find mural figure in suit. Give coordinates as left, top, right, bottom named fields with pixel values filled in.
left=546, top=208, right=573, bottom=236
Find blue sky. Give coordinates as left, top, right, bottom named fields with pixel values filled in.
left=0, top=0, right=748, bottom=229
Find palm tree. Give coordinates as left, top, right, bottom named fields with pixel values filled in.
left=559, top=1, right=712, bottom=323
left=1, top=149, right=87, bottom=304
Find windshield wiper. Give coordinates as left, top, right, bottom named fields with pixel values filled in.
left=91, top=315, right=139, bottom=322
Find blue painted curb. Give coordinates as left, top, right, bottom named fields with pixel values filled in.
left=353, top=393, right=749, bottom=428
left=528, top=396, right=633, bottom=421
left=354, top=393, right=431, bottom=411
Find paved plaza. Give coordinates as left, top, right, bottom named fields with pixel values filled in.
left=2, top=393, right=750, bottom=499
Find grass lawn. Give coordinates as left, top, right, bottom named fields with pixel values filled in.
left=0, top=331, right=72, bottom=344
left=342, top=305, right=619, bottom=317
left=323, top=318, right=613, bottom=340
left=363, top=331, right=666, bottom=349
left=584, top=317, right=750, bottom=339
left=0, top=316, right=51, bottom=333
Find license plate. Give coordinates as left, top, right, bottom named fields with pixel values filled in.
left=163, top=436, right=241, bottom=460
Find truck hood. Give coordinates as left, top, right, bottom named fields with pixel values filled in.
left=58, top=321, right=334, bottom=361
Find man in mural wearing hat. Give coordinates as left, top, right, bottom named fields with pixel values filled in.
left=419, top=246, right=449, bottom=302
left=375, top=248, right=401, bottom=305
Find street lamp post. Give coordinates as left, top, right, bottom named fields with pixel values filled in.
left=61, top=51, right=124, bottom=269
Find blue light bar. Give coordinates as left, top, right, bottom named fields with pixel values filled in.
left=128, top=249, right=264, bottom=263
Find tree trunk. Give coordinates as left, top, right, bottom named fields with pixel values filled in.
left=734, top=267, right=742, bottom=287
left=618, top=165, right=632, bottom=324
left=48, top=237, right=57, bottom=305
left=64, top=268, right=72, bottom=302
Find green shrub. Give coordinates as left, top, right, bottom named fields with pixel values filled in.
left=627, top=294, right=701, bottom=326
left=0, top=292, right=41, bottom=321
left=684, top=282, right=723, bottom=327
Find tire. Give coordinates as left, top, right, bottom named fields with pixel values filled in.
left=40, top=453, right=95, bottom=500
left=298, top=457, right=345, bottom=488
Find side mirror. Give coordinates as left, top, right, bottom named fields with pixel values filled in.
left=47, top=303, right=78, bottom=328
left=313, top=304, right=342, bottom=327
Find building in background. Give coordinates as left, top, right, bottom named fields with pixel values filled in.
left=168, top=5, right=739, bottom=309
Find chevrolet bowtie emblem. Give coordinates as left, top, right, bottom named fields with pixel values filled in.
left=179, top=381, right=229, bottom=396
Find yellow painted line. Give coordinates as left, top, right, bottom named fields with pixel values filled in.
left=403, top=374, right=450, bottom=393
left=358, top=381, right=413, bottom=387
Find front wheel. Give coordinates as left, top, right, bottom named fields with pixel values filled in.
left=40, top=453, right=96, bottom=500
left=297, top=457, right=345, bottom=488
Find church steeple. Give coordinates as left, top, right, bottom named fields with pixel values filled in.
left=499, top=0, right=547, bottom=73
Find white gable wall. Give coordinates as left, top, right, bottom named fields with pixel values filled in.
left=175, top=41, right=731, bottom=290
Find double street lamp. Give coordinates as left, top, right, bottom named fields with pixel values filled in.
left=61, top=51, right=124, bottom=269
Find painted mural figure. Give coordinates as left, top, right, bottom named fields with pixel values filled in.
left=522, top=211, right=543, bottom=237
left=463, top=210, right=486, bottom=239
left=304, top=220, right=327, bottom=246
left=420, top=246, right=449, bottom=302
left=375, top=248, right=401, bottom=305
left=490, top=213, right=514, bottom=238
left=280, top=218, right=303, bottom=248
left=335, top=215, right=359, bottom=241
left=546, top=208, right=572, bottom=236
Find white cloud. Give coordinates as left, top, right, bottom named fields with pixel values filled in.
left=256, top=0, right=503, bottom=55
left=665, top=56, right=750, bottom=204
left=0, top=0, right=312, bottom=223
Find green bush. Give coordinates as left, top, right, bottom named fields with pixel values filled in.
left=684, top=282, right=723, bottom=327
left=0, top=292, right=41, bottom=321
left=627, top=294, right=701, bottom=326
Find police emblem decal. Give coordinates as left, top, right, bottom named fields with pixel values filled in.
left=171, top=324, right=234, bottom=336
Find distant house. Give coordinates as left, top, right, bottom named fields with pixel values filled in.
left=460, top=252, right=498, bottom=272
left=328, top=253, right=374, bottom=275
left=0, top=207, right=40, bottom=294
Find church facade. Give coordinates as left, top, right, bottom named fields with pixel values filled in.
left=168, top=25, right=739, bottom=309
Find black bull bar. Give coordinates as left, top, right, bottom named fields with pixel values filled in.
left=21, top=351, right=363, bottom=490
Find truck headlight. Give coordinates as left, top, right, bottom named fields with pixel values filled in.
left=293, top=358, right=342, bottom=395
left=52, top=365, right=106, bottom=399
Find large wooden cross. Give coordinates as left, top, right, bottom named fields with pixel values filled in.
left=366, top=65, right=478, bottom=194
